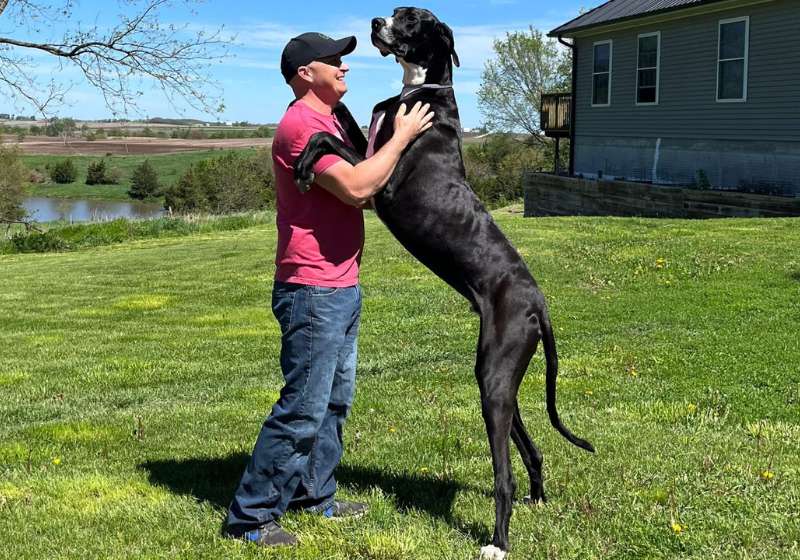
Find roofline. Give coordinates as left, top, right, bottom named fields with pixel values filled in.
left=548, top=0, right=773, bottom=38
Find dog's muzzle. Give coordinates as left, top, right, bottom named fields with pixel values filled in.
left=371, top=17, right=401, bottom=57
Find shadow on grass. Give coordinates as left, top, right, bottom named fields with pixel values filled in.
left=139, top=452, right=491, bottom=543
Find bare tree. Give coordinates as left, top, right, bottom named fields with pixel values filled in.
left=477, top=26, right=570, bottom=146
left=0, top=0, right=232, bottom=117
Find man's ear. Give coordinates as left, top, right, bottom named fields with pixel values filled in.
left=435, top=22, right=460, bottom=67
left=296, top=65, right=314, bottom=83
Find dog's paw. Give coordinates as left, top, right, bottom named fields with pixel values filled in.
left=479, top=545, right=507, bottom=560
left=523, top=492, right=546, bottom=506
left=295, top=171, right=315, bottom=194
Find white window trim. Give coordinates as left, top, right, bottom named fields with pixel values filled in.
left=716, top=16, right=749, bottom=103
left=592, top=39, right=613, bottom=107
left=635, top=31, right=661, bottom=106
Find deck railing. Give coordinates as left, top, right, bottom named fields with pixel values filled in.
left=540, top=93, right=571, bottom=138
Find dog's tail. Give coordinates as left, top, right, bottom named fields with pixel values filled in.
left=541, top=310, right=595, bottom=453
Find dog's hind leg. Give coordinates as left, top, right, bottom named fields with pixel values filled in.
left=476, top=307, right=539, bottom=559
left=511, top=402, right=546, bottom=504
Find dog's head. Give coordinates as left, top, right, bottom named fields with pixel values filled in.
left=371, top=7, right=460, bottom=81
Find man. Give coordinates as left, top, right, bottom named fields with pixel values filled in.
left=224, top=32, right=434, bottom=547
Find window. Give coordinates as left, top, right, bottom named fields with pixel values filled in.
left=592, top=40, right=612, bottom=106
left=637, top=32, right=660, bottom=104
left=717, top=16, right=749, bottom=101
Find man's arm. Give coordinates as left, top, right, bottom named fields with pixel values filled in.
left=315, top=101, right=433, bottom=207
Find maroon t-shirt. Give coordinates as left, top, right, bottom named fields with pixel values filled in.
left=272, top=101, right=364, bottom=287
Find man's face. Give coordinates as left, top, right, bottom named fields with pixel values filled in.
left=305, top=54, right=349, bottom=100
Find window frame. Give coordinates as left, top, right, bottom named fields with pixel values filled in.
left=716, top=15, right=750, bottom=103
left=592, top=39, right=613, bottom=107
left=635, top=31, right=661, bottom=106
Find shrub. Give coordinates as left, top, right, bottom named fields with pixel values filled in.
left=463, top=134, right=545, bottom=208
left=86, top=159, right=117, bottom=185
left=164, top=149, right=275, bottom=214
left=252, top=126, right=272, bottom=138
left=10, top=230, right=68, bottom=253
left=0, top=144, right=29, bottom=222
left=164, top=167, right=209, bottom=214
left=128, top=159, right=163, bottom=200
left=49, top=158, right=78, bottom=184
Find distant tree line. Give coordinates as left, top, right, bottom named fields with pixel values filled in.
left=0, top=119, right=272, bottom=140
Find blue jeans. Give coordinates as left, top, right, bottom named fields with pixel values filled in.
left=227, top=281, right=362, bottom=529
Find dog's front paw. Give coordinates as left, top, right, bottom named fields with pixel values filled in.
left=479, top=545, right=507, bottom=560
left=294, top=171, right=315, bottom=194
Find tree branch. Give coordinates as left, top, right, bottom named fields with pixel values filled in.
left=0, top=0, right=232, bottom=117
left=1, top=217, right=42, bottom=233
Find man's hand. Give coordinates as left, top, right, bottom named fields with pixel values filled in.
left=393, top=101, right=434, bottom=145
left=314, top=101, right=434, bottom=207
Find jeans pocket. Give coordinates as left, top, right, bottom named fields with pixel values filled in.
left=305, top=285, right=340, bottom=297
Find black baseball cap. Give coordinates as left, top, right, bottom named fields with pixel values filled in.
left=281, top=32, right=357, bottom=84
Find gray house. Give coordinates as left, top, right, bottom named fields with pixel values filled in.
left=546, top=0, right=800, bottom=196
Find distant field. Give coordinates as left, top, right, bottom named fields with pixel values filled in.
left=3, top=135, right=272, bottom=157
left=22, top=149, right=261, bottom=202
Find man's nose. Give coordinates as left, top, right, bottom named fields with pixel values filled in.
left=371, top=18, right=385, bottom=30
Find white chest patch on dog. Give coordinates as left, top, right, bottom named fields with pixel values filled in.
left=479, top=545, right=507, bottom=560
left=399, top=58, right=427, bottom=85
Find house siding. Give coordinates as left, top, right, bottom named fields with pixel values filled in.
left=572, top=0, right=800, bottom=191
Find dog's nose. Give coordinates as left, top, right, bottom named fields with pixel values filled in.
left=371, top=18, right=385, bottom=30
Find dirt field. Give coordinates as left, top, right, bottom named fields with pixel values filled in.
left=2, top=135, right=273, bottom=156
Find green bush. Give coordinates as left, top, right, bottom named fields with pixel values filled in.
left=0, top=144, right=29, bottom=223
left=463, top=134, right=545, bottom=208
left=164, top=149, right=275, bottom=214
left=49, top=158, right=78, bottom=184
left=86, top=159, right=116, bottom=185
left=252, top=126, right=272, bottom=138
left=128, top=159, right=162, bottom=200
left=10, top=230, right=69, bottom=253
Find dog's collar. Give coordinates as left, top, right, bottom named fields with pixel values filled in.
left=400, top=84, right=453, bottom=99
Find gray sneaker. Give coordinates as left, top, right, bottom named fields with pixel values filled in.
left=322, top=500, right=370, bottom=520
left=224, top=520, right=299, bottom=547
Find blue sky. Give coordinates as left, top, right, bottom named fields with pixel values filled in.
left=0, top=0, right=587, bottom=128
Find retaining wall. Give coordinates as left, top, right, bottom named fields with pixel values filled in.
left=524, top=174, right=800, bottom=218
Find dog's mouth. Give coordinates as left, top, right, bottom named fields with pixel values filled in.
left=371, top=34, right=406, bottom=59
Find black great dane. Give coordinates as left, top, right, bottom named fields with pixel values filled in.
left=294, top=7, right=595, bottom=559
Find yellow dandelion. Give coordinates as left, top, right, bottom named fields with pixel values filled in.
left=763, top=471, right=774, bottom=479
left=657, top=259, right=664, bottom=264
left=672, top=524, right=682, bottom=532
left=586, top=391, right=593, bottom=396
left=417, top=388, right=423, bottom=393
left=606, top=296, right=611, bottom=300
left=657, top=265, right=663, bottom=269
left=549, top=295, right=556, bottom=300
left=420, top=467, right=428, bottom=472
left=53, top=458, right=61, bottom=465
left=559, top=327, right=564, bottom=332
left=631, top=371, right=637, bottom=377
left=688, top=404, right=696, bottom=411
left=390, top=428, right=396, bottom=433
left=665, top=280, right=670, bottom=285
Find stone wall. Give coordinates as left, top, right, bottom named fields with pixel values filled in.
left=524, top=174, right=800, bottom=218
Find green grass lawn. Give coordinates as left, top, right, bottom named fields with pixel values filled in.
left=1, top=214, right=799, bottom=559
left=22, top=149, right=260, bottom=202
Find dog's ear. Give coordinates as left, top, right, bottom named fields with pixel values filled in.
left=435, top=21, right=460, bottom=68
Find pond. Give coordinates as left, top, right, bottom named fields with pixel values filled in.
left=22, top=197, right=166, bottom=223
